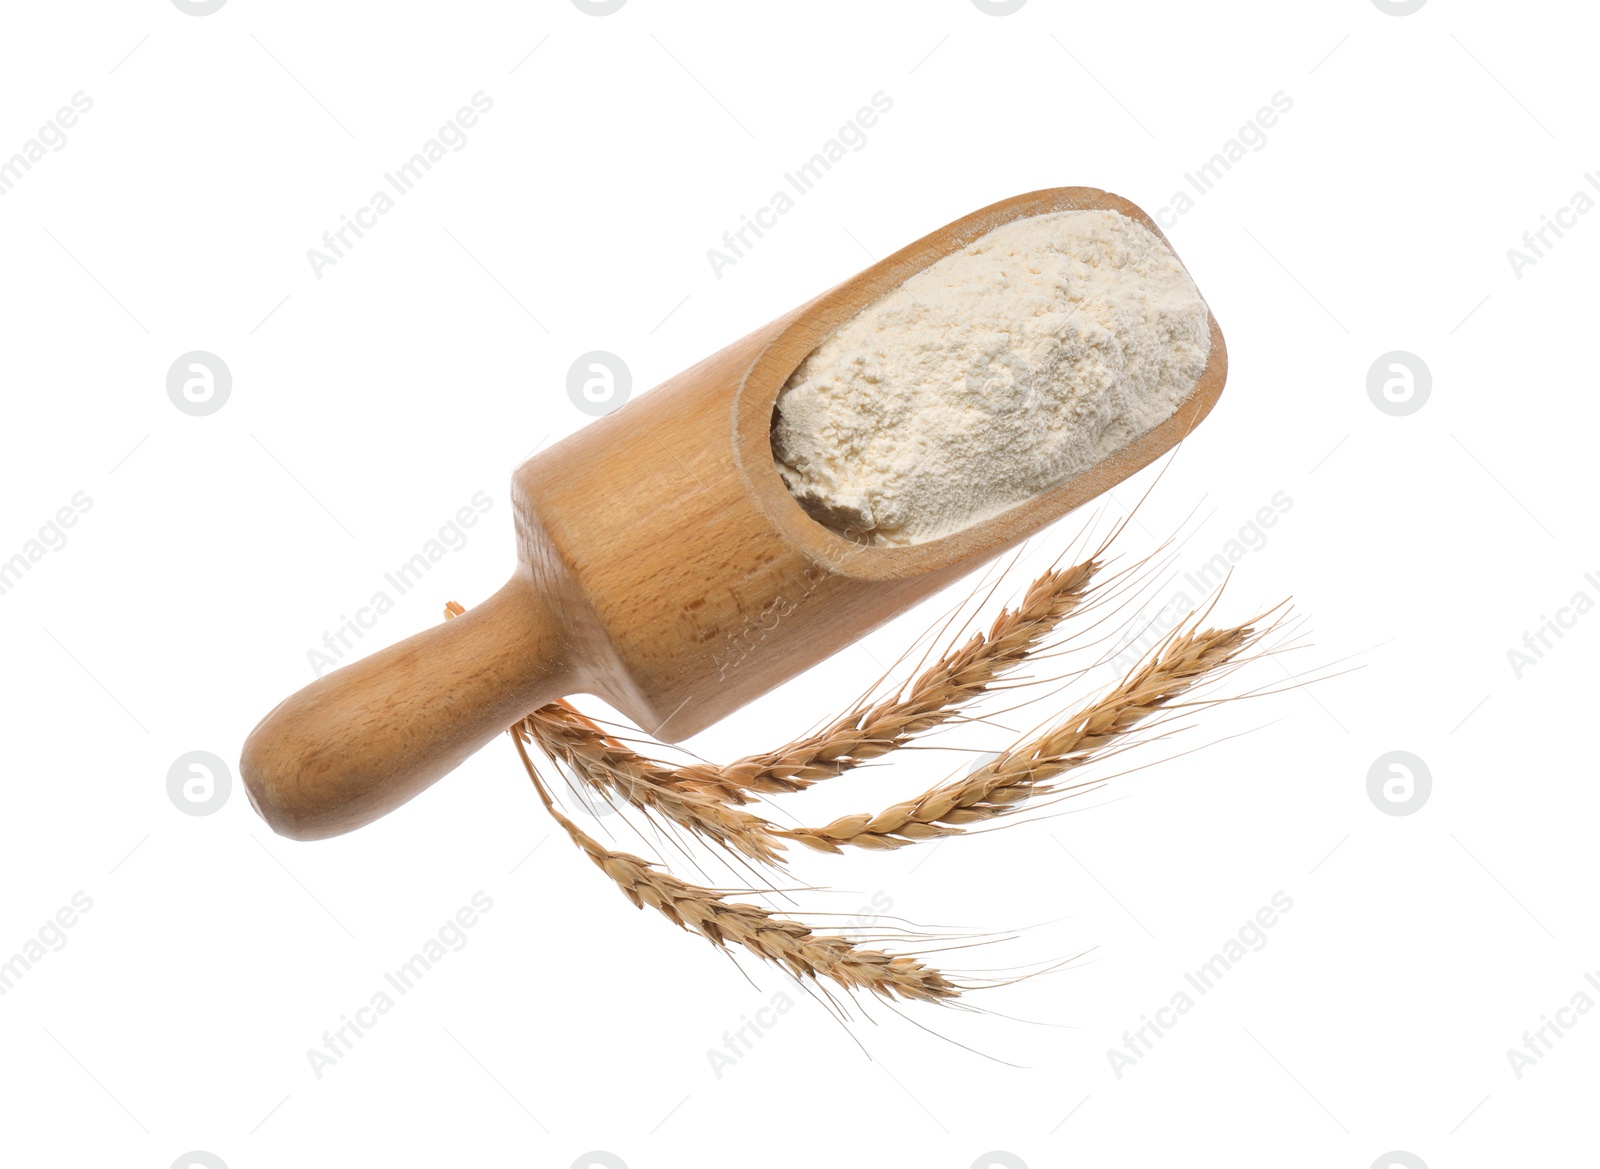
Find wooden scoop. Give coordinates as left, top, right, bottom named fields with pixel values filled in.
left=241, top=186, right=1228, bottom=840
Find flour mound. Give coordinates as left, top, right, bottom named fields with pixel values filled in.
left=772, top=209, right=1211, bottom=546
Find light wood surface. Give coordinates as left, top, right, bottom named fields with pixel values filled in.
left=241, top=186, right=1229, bottom=840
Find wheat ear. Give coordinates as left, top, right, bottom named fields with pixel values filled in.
left=511, top=728, right=958, bottom=1003
left=525, top=555, right=1103, bottom=816
left=779, top=616, right=1267, bottom=853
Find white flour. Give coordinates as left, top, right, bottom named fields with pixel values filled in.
left=772, top=209, right=1211, bottom=546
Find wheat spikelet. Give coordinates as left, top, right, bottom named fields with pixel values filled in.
left=511, top=729, right=958, bottom=1003
left=779, top=617, right=1266, bottom=853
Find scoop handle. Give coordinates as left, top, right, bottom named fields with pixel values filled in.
left=241, top=575, right=575, bottom=840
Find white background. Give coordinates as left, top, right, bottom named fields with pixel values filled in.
left=1, top=1, right=1594, bottom=1167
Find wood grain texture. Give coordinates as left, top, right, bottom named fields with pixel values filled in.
left=242, top=574, right=580, bottom=839
left=241, top=186, right=1229, bottom=840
